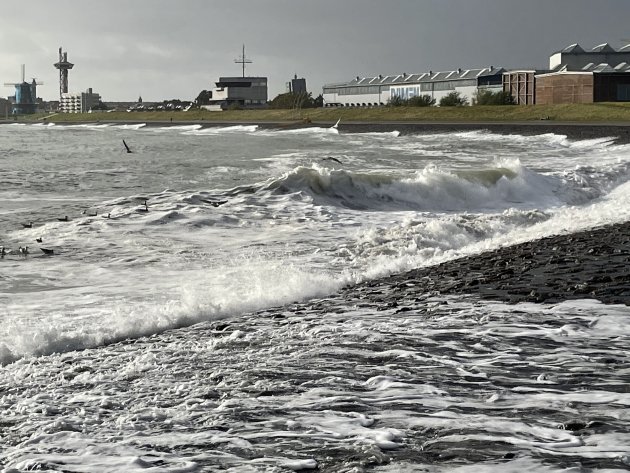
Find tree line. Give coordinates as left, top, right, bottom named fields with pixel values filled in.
left=389, top=89, right=515, bottom=107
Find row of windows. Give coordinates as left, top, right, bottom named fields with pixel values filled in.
left=323, top=86, right=391, bottom=95
left=325, top=79, right=479, bottom=97
left=324, top=103, right=385, bottom=107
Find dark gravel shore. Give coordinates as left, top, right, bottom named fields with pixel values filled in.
left=344, top=221, right=630, bottom=307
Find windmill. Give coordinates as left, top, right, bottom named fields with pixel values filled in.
left=3, top=64, right=43, bottom=114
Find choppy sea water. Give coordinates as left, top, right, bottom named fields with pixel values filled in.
left=1, top=123, right=629, bottom=471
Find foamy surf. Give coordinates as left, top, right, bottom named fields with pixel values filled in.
left=2, top=124, right=630, bottom=471
left=1, top=126, right=629, bottom=364
left=184, top=124, right=259, bottom=134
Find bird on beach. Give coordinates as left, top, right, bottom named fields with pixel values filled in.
left=21, top=221, right=33, bottom=229
left=35, top=237, right=43, bottom=243
left=58, top=216, right=69, bottom=222
left=18, top=246, right=29, bottom=256
left=40, top=248, right=54, bottom=256
left=0, top=246, right=6, bottom=257
left=123, top=139, right=132, bottom=153
left=103, top=212, right=111, bottom=219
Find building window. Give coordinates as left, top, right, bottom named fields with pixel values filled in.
left=617, top=84, right=630, bottom=101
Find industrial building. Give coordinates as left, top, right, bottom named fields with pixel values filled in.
left=202, top=76, right=268, bottom=111
left=549, top=43, right=630, bottom=71
left=201, top=45, right=268, bottom=111
left=322, top=67, right=505, bottom=107
left=0, top=98, right=11, bottom=117
left=288, top=75, right=307, bottom=94
left=59, top=88, right=102, bottom=113
left=503, top=43, right=630, bottom=105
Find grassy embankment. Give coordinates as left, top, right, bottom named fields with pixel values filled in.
left=9, top=102, right=630, bottom=124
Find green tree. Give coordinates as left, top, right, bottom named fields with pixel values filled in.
left=407, top=94, right=436, bottom=107
left=473, top=89, right=515, bottom=105
left=387, top=95, right=406, bottom=107
left=269, top=92, right=318, bottom=109
left=195, top=90, right=212, bottom=105
left=91, top=101, right=110, bottom=111
left=388, top=94, right=436, bottom=107
left=313, top=94, right=324, bottom=108
left=439, top=91, right=468, bottom=107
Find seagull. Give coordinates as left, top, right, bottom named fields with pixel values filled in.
left=0, top=246, right=6, bottom=257
left=21, top=221, right=33, bottom=229
left=123, top=139, right=132, bottom=153
left=35, top=237, right=43, bottom=243
left=40, top=248, right=54, bottom=256
left=18, top=246, right=29, bottom=256
left=58, top=216, right=69, bottom=222
left=137, top=201, right=149, bottom=213
left=322, top=156, right=342, bottom=164
left=103, top=212, right=111, bottom=219
left=210, top=200, right=227, bottom=207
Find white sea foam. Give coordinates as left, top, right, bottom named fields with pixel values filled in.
left=151, top=124, right=202, bottom=132
left=1, top=127, right=629, bottom=366
left=114, top=123, right=146, bottom=130
left=184, top=124, right=259, bottom=134
left=272, top=126, right=339, bottom=135
left=261, top=160, right=594, bottom=211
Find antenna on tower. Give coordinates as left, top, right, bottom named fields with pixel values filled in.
left=234, top=44, right=252, bottom=78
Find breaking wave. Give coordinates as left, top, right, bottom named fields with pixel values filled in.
left=259, top=161, right=598, bottom=212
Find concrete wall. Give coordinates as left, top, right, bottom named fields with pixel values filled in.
left=536, top=73, right=593, bottom=104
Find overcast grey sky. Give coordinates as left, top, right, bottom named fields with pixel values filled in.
left=2, top=0, right=630, bottom=102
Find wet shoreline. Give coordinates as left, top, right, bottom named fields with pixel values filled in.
left=343, top=220, right=630, bottom=308
left=5, top=119, right=630, bottom=143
